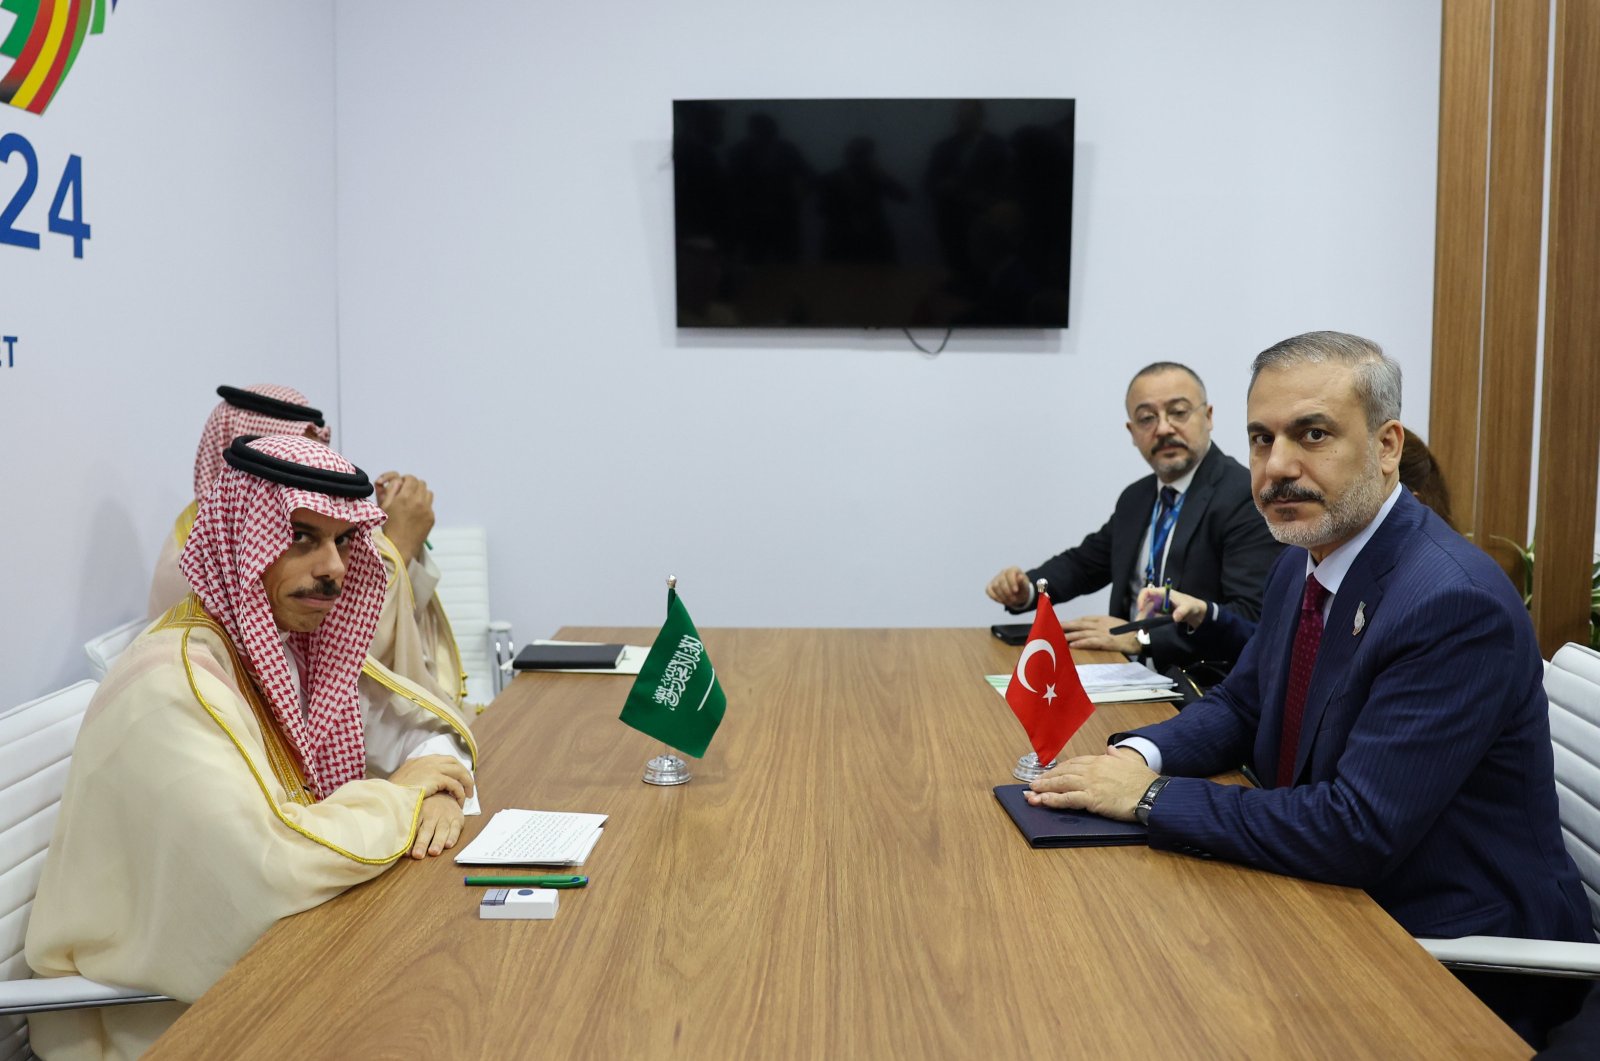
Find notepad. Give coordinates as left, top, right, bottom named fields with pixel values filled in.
left=512, top=643, right=626, bottom=670
left=511, top=640, right=651, bottom=675
left=454, top=809, right=608, bottom=866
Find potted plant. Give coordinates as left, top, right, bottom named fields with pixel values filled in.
left=1495, top=537, right=1600, bottom=651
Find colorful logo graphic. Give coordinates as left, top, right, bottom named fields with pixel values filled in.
left=1, top=0, right=120, bottom=115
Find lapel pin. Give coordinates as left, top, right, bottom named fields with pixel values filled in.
left=1353, top=602, right=1366, bottom=636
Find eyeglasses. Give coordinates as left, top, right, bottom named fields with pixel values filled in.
left=1133, top=404, right=1196, bottom=432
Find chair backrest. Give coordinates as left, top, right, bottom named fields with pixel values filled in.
left=427, top=526, right=494, bottom=704
left=0, top=681, right=96, bottom=1061
left=82, top=618, right=149, bottom=682
left=1547, top=642, right=1600, bottom=933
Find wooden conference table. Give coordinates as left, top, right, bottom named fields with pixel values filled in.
left=149, top=628, right=1530, bottom=1059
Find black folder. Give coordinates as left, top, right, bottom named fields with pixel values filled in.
left=993, top=784, right=1148, bottom=847
left=511, top=643, right=625, bottom=671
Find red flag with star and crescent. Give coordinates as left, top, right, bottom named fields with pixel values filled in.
left=1004, top=590, right=1095, bottom=765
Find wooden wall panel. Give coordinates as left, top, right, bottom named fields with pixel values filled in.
left=1428, top=0, right=1493, bottom=539
left=1474, top=0, right=1550, bottom=577
left=1531, top=0, right=1600, bottom=656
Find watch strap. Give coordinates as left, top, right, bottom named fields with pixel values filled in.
left=1134, top=775, right=1173, bottom=826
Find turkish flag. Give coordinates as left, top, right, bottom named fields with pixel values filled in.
left=1004, top=591, right=1095, bottom=765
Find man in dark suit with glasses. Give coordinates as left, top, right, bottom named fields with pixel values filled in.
left=986, top=361, right=1281, bottom=671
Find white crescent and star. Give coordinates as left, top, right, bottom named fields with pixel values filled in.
left=1016, top=638, right=1058, bottom=693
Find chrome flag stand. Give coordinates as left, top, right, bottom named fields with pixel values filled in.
left=1012, top=751, right=1059, bottom=783
left=643, top=744, right=692, bottom=786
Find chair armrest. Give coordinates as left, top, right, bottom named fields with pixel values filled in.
left=0, top=975, right=171, bottom=1015
left=1416, top=935, right=1600, bottom=978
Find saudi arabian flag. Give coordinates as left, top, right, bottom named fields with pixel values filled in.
left=619, top=587, right=727, bottom=758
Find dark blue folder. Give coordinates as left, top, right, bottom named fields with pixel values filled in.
left=993, top=784, right=1148, bottom=847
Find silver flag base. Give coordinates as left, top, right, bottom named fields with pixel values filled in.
left=643, top=753, right=693, bottom=786
left=1013, top=751, right=1058, bottom=783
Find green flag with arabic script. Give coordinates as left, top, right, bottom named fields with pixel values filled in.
left=619, top=587, right=727, bottom=758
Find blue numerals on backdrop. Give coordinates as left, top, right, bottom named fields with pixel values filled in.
left=47, top=154, right=89, bottom=258
left=0, top=132, right=90, bottom=259
left=0, top=133, right=41, bottom=250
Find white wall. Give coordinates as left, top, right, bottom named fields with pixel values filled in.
left=0, top=1, right=1445, bottom=705
left=334, top=0, right=1442, bottom=642
left=0, top=3, right=339, bottom=706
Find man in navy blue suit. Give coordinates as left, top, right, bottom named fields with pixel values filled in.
left=1027, top=331, right=1592, bottom=1044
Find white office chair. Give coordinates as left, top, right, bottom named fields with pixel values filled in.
left=427, top=526, right=514, bottom=704
left=82, top=618, right=150, bottom=682
left=0, top=681, right=168, bottom=1060
left=1415, top=642, right=1600, bottom=977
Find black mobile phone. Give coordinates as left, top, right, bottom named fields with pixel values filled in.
left=1108, top=616, right=1176, bottom=636
left=991, top=623, right=1032, bottom=646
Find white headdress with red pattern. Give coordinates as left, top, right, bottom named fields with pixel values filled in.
left=193, top=385, right=332, bottom=500
left=180, top=434, right=386, bottom=799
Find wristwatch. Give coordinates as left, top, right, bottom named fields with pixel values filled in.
left=1134, top=775, right=1172, bottom=825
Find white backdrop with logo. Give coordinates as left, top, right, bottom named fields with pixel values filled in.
left=0, top=0, right=1446, bottom=707
left=0, top=3, right=340, bottom=706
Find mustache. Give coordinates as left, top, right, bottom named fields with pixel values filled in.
left=1258, top=482, right=1324, bottom=506
left=290, top=577, right=341, bottom=600
left=1150, top=438, right=1189, bottom=456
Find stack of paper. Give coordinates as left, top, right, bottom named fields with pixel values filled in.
left=455, top=809, right=608, bottom=866
left=1076, top=663, right=1177, bottom=694
left=986, top=661, right=1180, bottom=706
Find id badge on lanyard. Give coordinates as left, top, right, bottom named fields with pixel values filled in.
left=1144, top=492, right=1185, bottom=585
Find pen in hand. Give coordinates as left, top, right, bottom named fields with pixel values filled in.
left=1134, top=585, right=1172, bottom=622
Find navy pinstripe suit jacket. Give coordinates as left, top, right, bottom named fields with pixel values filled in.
left=1125, top=489, right=1592, bottom=941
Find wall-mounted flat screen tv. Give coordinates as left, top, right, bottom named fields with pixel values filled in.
left=674, top=98, right=1075, bottom=329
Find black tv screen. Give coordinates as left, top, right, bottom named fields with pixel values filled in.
left=674, top=98, right=1075, bottom=329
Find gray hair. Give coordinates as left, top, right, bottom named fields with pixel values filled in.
left=1127, top=361, right=1207, bottom=403
left=1249, top=331, right=1401, bottom=430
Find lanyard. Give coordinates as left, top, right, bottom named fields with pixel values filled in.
left=1144, top=490, right=1185, bottom=585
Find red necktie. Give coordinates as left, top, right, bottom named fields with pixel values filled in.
left=1276, top=574, right=1330, bottom=788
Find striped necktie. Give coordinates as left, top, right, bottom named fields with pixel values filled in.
left=1148, top=485, right=1180, bottom=583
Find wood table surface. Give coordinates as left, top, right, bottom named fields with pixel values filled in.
left=148, top=628, right=1530, bottom=1059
